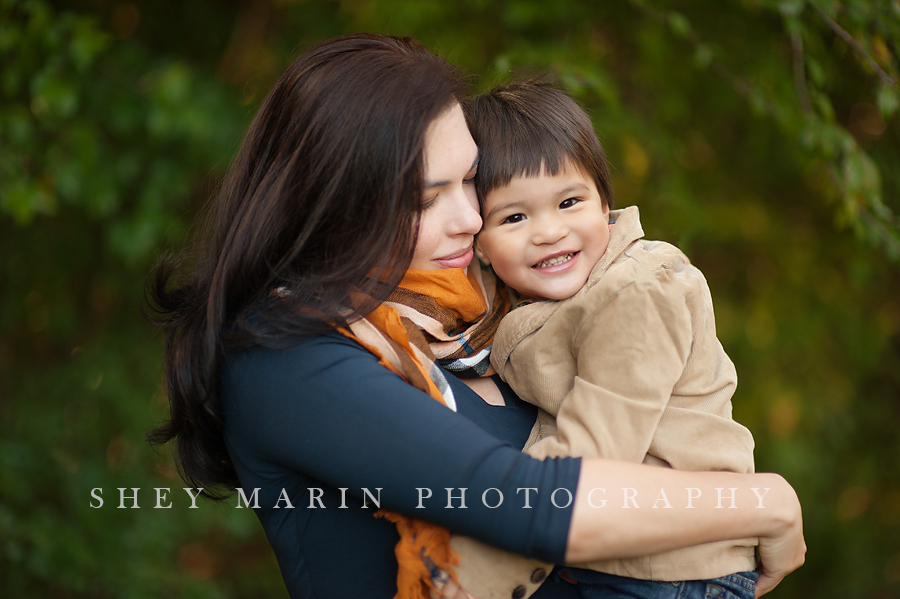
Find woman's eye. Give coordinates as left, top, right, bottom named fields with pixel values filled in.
left=560, top=198, right=581, bottom=209
left=421, top=195, right=439, bottom=211
left=501, top=213, right=525, bottom=225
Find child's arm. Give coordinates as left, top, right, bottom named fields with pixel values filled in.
left=526, top=274, right=753, bottom=473
left=526, top=279, right=691, bottom=462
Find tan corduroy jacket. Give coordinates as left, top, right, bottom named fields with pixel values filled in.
left=451, top=206, right=756, bottom=598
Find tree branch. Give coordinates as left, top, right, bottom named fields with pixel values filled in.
left=629, top=0, right=780, bottom=115
left=791, top=30, right=812, bottom=115
left=811, top=4, right=898, bottom=87
left=860, top=208, right=900, bottom=257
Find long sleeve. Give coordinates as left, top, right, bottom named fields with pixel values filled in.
left=526, top=279, right=692, bottom=463
left=220, top=333, right=581, bottom=598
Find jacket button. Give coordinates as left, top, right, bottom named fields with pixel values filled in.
left=530, top=568, right=547, bottom=584
left=512, top=585, right=527, bottom=599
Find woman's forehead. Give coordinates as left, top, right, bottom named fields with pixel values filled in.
left=423, top=104, right=478, bottom=187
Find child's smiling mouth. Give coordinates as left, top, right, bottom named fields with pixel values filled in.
left=533, top=251, right=579, bottom=269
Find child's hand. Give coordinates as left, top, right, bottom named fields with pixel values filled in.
left=428, top=566, right=476, bottom=599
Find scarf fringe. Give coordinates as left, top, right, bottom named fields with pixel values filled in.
left=336, top=262, right=503, bottom=599
left=376, top=510, right=460, bottom=599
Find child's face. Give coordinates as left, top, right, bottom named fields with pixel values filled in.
left=476, top=162, right=610, bottom=300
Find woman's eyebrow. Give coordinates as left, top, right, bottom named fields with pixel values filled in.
left=424, top=156, right=480, bottom=189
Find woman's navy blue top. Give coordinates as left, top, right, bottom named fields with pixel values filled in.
left=221, top=333, right=582, bottom=599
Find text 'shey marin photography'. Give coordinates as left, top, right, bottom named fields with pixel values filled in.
left=89, top=487, right=772, bottom=510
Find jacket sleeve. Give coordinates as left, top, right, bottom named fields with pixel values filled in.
left=526, top=278, right=692, bottom=463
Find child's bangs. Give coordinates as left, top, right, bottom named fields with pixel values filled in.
left=475, top=122, right=583, bottom=202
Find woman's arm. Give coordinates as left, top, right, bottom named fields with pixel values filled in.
left=568, top=460, right=805, bottom=596
left=222, top=334, right=579, bottom=562
left=225, top=335, right=803, bottom=596
left=441, top=461, right=803, bottom=599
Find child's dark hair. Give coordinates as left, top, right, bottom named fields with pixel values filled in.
left=467, top=80, right=614, bottom=208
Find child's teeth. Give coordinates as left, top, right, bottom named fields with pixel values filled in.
left=537, top=253, right=573, bottom=268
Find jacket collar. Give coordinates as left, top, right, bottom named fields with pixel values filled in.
left=491, top=206, right=644, bottom=377
left=581, top=205, right=644, bottom=293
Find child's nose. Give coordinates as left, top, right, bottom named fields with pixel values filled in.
left=532, top=216, right=568, bottom=245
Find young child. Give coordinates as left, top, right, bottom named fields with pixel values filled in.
left=468, top=81, right=759, bottom=599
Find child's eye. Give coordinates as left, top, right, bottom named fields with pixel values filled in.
left=501, top=213, right=526, bottom=225
left=560, top=198, right=581, bottom=209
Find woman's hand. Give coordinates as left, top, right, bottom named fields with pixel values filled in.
left=754, top=475, right=806, bottom=597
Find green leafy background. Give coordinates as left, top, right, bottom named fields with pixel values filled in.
left=2, top=0, right=898, bottom=596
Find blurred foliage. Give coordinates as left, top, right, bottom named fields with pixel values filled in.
left=1, top=0, right=898, bottom=597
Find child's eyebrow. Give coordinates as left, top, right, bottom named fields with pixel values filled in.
left=485, top=200, right=524, bottom=220
left=424, top=156, right=480, bottom=189
left=555, top=183, right=590, bottom=197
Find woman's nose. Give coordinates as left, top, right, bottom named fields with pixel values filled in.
left=449, top=185, right=482, bottom=235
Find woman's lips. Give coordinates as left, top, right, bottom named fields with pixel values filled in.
left=433, top=246, right=474, bottom=269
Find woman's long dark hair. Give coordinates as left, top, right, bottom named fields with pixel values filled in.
left=147, top=34, right=466, bottom=496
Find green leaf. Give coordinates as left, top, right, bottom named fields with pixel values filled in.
left=30, top=72, right=79, bottom=119
left=2, top=106, right=35, bottom=144
left=69, top=17, right=109, bottom=72
left=876, top=85, right=899, bottom=120
left=842, top=148, right=880, bottom=195
left=0, top=179, right=56, bottom=223
left=813, top=90, right=835, bottom=120
left=806, top=56, right=825, bottom=87
left=693, top=43, right=712, bottom=68
left=668, top=12, right=691, bottom=38
left=155, top=62, right=192, bottom=105
left=783, top=15, right=802, bottom=38
left=749, top=88, right=768, bottom=115
left=0, top=20, right=19, bottom=55
left=778, top=0, right=805, bottom=17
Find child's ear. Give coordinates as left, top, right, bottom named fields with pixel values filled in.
left=475, top=240, right=491, bottom=265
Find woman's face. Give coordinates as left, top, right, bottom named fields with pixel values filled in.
left=409, top=103, right=482, bottom=271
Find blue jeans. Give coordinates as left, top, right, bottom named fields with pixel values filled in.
left=558, top=568, right=759, bottom=599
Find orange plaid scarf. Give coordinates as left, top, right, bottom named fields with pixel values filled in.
left=337, top=261, right=510, bottom=599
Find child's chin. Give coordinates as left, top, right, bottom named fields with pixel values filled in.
left=539, top=281, right=586, bottom=301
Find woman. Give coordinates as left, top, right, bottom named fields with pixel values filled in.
left=148, top=34, right=804, bottom=599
